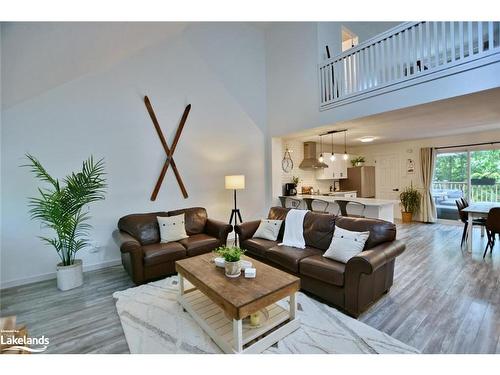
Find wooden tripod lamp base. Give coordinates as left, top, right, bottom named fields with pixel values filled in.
left=225, top=175, right=245, bottom=246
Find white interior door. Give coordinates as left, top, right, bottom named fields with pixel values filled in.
left=375, top=154, right=400, bottom=200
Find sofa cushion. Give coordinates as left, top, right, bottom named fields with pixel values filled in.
left=118, top=212, right=169, bottom=245
left=178, top=234, right=221, bottom=257
left=241, top=238, right=278, bottom=258
left=142, top=242, right=186, bottom=266
left=267, top=206, right=290, bottom=240
left=334, top=216, right=396, bottom=250
left=303, top=211, right=336, bottom=250
left=300, top=255, right=345, bottom=286
left=253, top=219, right=283, bottom=241
left=266, top=245, right=322, bottom=273
left=157, top=214, right=188, bottom=243
left=168, top=207, right=207, bottom=235
left=323, top=226, right=370, bottom=263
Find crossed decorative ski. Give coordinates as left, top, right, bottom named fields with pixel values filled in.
left=144, top=96, right=191, bottom=201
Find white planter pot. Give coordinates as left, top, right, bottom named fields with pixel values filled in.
left=224, top=261, right=241, bottom=278
left=56, top=259, right=83, bottom=291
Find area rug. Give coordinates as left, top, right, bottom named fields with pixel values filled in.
left=113, top=276, right=419, bottom=354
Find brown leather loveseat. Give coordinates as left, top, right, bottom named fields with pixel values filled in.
left=235, top=207, right=405, bottom=317
left=113, top=207, right=232, bottom=284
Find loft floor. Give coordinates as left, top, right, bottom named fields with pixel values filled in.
left=1, top=222, right=499, bottom=353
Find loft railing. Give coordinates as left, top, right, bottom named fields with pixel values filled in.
left=319, top=21, right=500, bottom=109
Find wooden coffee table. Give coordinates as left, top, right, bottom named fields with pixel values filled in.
left=175, top=253, right=300, bottom=353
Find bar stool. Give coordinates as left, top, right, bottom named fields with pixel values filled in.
left=335, top=200, right=366, bottom=218
left=310, top=198, right=331, bottom=213
left=279, top=196, right=303, bottom=209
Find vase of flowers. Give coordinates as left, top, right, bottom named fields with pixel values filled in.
left=215, top=246, right=245, bottom=278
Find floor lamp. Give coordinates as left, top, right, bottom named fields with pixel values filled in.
left=225, top=175, right=245, bottom=246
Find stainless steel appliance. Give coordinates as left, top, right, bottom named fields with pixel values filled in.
left=284, top=183, right=297, bottom=196
left=298, top=142, right=328, bottom=169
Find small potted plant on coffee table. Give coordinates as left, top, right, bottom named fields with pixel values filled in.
left=215, top=246, right=245, bottom=278
left=399, top=183, right=421, bottom=223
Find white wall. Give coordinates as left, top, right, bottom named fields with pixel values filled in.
left=0, top=23, right=269, bottom=288
left=265, top=23, right=320, bottom=137
left=349, top=129, right=500, bottom=220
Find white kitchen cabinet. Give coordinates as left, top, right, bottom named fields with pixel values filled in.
left=315, top=153, right=348, bottom=180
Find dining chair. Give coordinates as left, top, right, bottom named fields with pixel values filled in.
left=335, top=200, right=366, bottom=218
left=483, top=207, right=500, bottom=258
left=455, top=199, right=486, bottom=247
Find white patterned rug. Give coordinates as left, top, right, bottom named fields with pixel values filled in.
left=113, top=276, right=418, bottom=354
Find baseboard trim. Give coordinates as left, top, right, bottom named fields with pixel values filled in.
left=0, top=259, right=122, bottom=290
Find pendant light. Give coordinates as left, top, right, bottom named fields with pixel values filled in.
left=330, top=132, right=336, bottom=161
left=343, top=130, right=349, bottom=160
left=318, top=135, right=324, bottom=163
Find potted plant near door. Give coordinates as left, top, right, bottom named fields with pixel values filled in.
left=399, top=183, right=422, bottom=223
left=23, top=154, right=106, bottom=291
left=215, top=246, right=245, bottom=278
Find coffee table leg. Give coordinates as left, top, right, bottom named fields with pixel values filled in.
left=233, top=319, right=243, bottom=353
left=290, top=292, right=297, bottom=320
left=178, top=273, right=185, bottom=297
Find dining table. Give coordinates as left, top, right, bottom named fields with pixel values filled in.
left=461, top=202, right=500, bottom=252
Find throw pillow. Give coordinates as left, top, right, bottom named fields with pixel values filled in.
left=253, top=219, right=283, bottom=241
left=323, top=225, right=370, bottom=263
left=157, top=214, right=188, bottom=243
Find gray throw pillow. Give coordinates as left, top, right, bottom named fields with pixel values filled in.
left=253, top=219, right=283, bottom=241
left=323, top=226, right=370, bottom=263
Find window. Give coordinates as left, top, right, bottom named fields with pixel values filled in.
left=433, top=147, right=500, bottom=220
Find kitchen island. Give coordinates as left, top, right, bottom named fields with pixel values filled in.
left=280, top=195, right=399, bottom=223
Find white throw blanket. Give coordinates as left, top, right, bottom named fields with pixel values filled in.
left=279, top=208, right=307, bottom=249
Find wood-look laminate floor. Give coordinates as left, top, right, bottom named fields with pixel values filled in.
left=1, top=222, right=499, bottom=354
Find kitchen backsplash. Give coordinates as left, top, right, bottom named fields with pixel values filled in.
left=281, top=140, right=334, bottom=194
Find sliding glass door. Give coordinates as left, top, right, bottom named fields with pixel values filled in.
left=432, top=147, right=500, bottom=220
left=470, top=149, right=500, bottom=203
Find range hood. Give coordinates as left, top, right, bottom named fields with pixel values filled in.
left=299, top=141, right=328, bottom=169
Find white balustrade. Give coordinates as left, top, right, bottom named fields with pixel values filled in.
left=319, top=22, right=500, bottom=109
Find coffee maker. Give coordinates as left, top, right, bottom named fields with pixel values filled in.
left=284, top=183, right=297, bottom=196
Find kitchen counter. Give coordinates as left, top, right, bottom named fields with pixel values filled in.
left=298, top=195, right=398, bottom=206
left=281, top=195, right=398, bottom=223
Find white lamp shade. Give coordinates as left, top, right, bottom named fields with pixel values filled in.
left=225, top=175, right=245, bottom=190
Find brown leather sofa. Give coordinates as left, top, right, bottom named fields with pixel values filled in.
left=235, top=206, right=405, bottom=317
left=113, top=207, right=232, bottom=284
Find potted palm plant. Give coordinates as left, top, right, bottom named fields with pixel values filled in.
left=399, top=183, right=421, bottom=223
left=215, top=246, right=245, bottom=278
left=23, top=154, right=106, bottom=291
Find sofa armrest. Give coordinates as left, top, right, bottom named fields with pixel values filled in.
left=234, top=220, right=261, bottom=242
left=113, top=230, right=142, bottom=255
left=346, top=240, right=406, bottom=275
left=112, top=230, right=144, bottom=284
left=344, top=240, right=405, bottom=317
left=205, top=219, right=233, bottom=245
